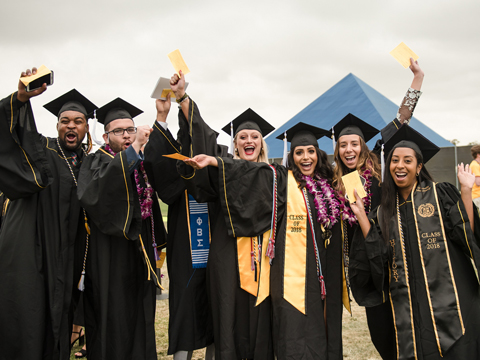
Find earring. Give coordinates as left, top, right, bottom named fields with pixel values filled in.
left=416, top=172, right=419, bottom=176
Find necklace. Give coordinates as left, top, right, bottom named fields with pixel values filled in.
left=339, top=167, right=373, bottom=226
left=56, top=138, right=89, bottom=291
left=104, top=144, right=159, bottom=261
left=301, top=173, right=340, bottom=230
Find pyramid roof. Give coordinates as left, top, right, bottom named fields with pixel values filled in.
left=266, top=73, right=452, bottom=158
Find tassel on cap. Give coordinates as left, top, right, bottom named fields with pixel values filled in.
left=91, top=110, right=105, bottom=146
left=381, top=144, right=385, bottom=182
left=281, top=131, right=288, bottom=167
left=229, top=121, right=234, bottom=155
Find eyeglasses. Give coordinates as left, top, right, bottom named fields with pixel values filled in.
left=106, top=127, right=137, bottom=136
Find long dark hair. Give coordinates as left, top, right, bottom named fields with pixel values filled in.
left=380, top=147, right=434, bottom=243
left=287, top=146, right=334, bottom=188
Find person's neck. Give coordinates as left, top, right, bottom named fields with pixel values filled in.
left=398, top=181, right=416, bottom=201
left=475, top=155, right=480, bottom=164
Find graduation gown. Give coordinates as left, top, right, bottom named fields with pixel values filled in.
left=176, top=99, right=275, bottom=359
left=350, top=182, right=480, bottom=360
left=143, top=121, right=214, bottom=354
left=0, top=93, right=87, bottom=360
left=77, top=146, right=166, bottom=360
left=214, top=159, right=344, bottom=360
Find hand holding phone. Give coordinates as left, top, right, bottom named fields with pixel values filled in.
left=26, top=71, right=54, bottom=92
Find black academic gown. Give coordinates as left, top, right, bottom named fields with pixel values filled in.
left=176, top=99, right=275, bottom=360
left=0, top=93, right=87, bottom=360
left=350, top=182, right=480, bottom=360
left=77, top=147, right=167, bottom=360
left=213, top=159, right=344, bottom=360
left=143, top=121, right=214, bottom=354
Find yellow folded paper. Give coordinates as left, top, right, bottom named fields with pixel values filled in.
left=342, top=170, right=367, bottom=202
left=156, top=251, right=166, bottom=269
left=390, top=42, right=419, bottom=69
left=163, top=153, right=189, bottom=161
left=168, top=49, right=191, bottom=76
left=19, top=65, right=51, bottom=86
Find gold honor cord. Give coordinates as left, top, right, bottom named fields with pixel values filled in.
left=139, top=235, right=164, bottom=290
left=119, top=152, right=131, bottom=240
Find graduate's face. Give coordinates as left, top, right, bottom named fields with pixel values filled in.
left=338, top=134, right=361, bottom=169
left=103, top=118, right=136, bottom=153
left=235, top=129, right=262, bottom=162
left=56, top=111, right=88, bottom=151
left=390, top=147, right=423, bottom=191
left=293, top=145, right=318, bottom=176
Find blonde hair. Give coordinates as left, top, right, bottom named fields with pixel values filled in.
left=332, top=136, right=381, bottom=196
left=233, top=135, right=269, bottom=164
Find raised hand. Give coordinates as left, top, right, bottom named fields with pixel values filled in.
left=170, top=70, right=186, bottom=99
left=132, top=125, right=153, bottom=153
left=17, top=67, right=47, bottom=102
left=156, top=95, right=171, bottom=123
left=458, top=162, right=475, bottom=190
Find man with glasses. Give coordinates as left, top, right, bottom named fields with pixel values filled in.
left=78, top=98, right=167, bottom=360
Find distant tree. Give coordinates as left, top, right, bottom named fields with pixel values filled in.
left=450, top=139, right=460, bottom=146
left=468, top=141, right=479, bottom=146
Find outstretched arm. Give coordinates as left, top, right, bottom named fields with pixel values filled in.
left=170, top=70, right=189, bottom=120
left=350, top=189, right=371, bottom=238
left=397, top=58, right=424, bottom=124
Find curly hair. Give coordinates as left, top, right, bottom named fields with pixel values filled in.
left=332, top=136, right=381, bottom=197
left=287, top=146, right=333, bottom=188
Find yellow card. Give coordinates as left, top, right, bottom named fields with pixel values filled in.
left=390, top=42, right=419, bottom=68
left=156, top=250, right=166, bottom=269
left=168, top=49, right=191, bottom=76
left=160, top=89, right=175, bottom=98
left=19, top=65, right=51, bottom=86
left=342, top=170, right=367, bottom=202
left=163, top=153, right=189, bottom=161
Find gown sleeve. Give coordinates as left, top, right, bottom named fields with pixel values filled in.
left=216, top=157, right=287, bottom=238
left=77, top=151, right=142, bottom=240
left=143, top=122, right=186, bottom=205
left=437, top=182, right=480, bottom=275
left=349, top=206, right=389, bottom=307
left=175, top=98, right=230, bottom=203
left=0, top=92, right=52, bottom=199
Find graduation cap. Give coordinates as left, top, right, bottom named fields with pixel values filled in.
left=43, top=89, right=97, bottom=119
left=332, top=113, right=379, bottom=142
left=94, top=98, right=143, bottom=128
left=383, top=124, right=440, bottom=164
left=276, top=122, right=331, bottom=166
left=221, top=108, right=274, bottom=155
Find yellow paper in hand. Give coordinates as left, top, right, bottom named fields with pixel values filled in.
left=390, top=42, right=419, bottom=68
left=168, top=49, right=191, bottom=76
left=163, top=153, right=189, bottom=161
left=161, top=89, right=175, bottom=98
left=342, top=170, right=367, bottom=203
left=19, top=65, right=51, bottom=86
left=156, top=250, right=166, bottom=269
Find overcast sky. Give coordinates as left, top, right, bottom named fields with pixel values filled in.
left=1, top=0, right=479, bottom=148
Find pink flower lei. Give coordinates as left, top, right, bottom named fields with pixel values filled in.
left=301, top=173, right=340, bottom=229
left=105, top=144, right=154, bottom=220
left=339, top=167, right=373, bottom=226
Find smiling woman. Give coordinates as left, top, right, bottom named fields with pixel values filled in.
left=349, top=125, right=480, bottom=360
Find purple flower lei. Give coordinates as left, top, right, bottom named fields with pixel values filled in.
left=105, top=144, right=154, bottom=220
left=339, top=167, right=373, bottom=226
left=301, top=173, right=340, bottom=229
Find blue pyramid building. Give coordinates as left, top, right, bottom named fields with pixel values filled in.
left=265, top=73, right=452, bottom=159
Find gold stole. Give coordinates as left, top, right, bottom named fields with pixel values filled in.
left=237, top=232, right=271, bottom=306
left=283, top=170, right=308, bottom=314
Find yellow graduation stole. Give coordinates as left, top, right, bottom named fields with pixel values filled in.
left=237, top=231, right=272, bottom=306
left=283, top=170, right=309, bottom=314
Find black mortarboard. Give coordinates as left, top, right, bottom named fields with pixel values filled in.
left=276, top=122, right=331, bottom=166
left=383, top=124, right=440, bottom=164
left=276, top=122, right=331, bottom=149
left=43, top=89, right=97, bottom=119
left=221, top=108, right=274, bottom=137
left=333, top=113, right=379, bottom=142
left=94, top=98, right=143, bottom=127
